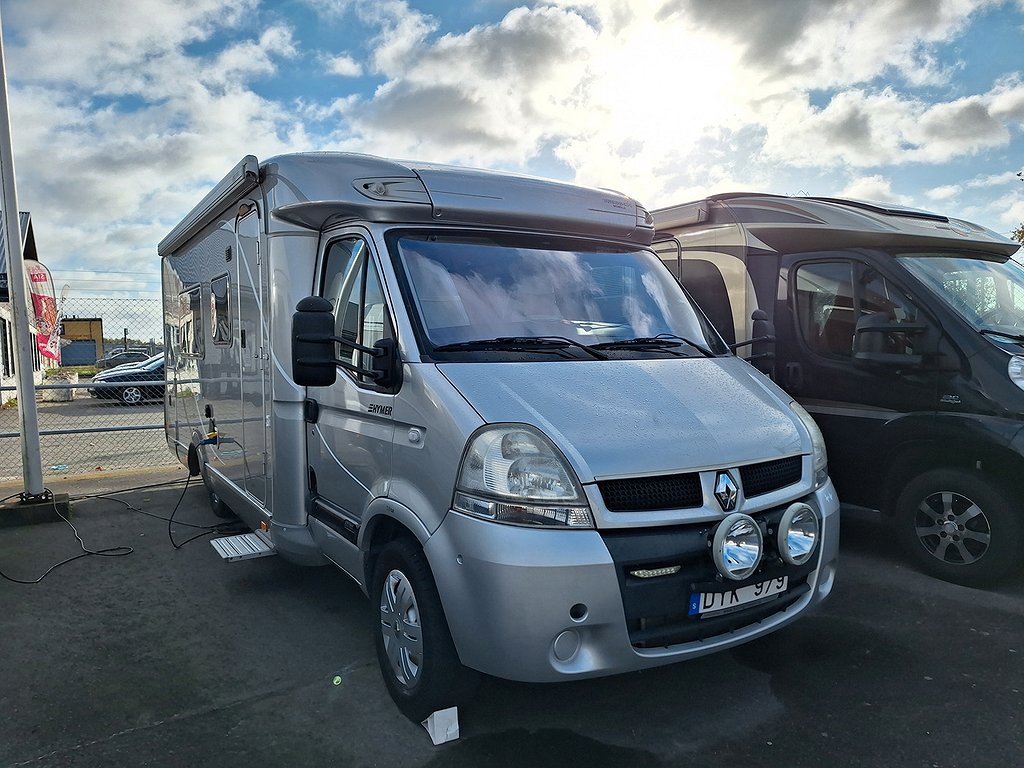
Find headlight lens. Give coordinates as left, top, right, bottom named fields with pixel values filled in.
left=777, top=502, right=819, bottom=566
left=712, top=512, right=763, bottom=580
left=454, top=425, right=593, bottom=528
left=1008, top=356, right=1024, bottom=392
left=790, top=400, right=828, bottom=488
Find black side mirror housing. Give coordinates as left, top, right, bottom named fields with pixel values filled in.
left=292, top=296, right=338, bottom=387
left=730, top=309, right=776, bottom=377
left=291, top=296, right=403, bottom=390
left=853, top=312, right=925, bottom=367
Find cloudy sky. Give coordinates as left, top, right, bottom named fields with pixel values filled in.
left=3, top=0, right=1024, bottom=299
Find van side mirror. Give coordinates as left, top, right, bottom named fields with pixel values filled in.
left=291, top=296, right=403, bottom=390
left=853, top=313, right=925, bottom=367
left=729, top=309, right=776, bottom=377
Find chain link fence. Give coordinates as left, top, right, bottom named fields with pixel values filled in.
left=0, top=295, right=180, bottom=483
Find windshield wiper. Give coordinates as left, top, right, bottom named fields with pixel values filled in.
left=980, top=328, right=1024, bottom=343
left=591, top=333, right=716, bottom=358
left=432, top=336, right=609, bottom=359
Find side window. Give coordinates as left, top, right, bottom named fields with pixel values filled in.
left=179, top=285, right=204, bottom=358
left=794, top=262, right=856, bottom=357
left=211, top=274, right=231, bottom=347
left=321, top=237, right=394, bottom=385
left=795, top=261, right=921, bottom=359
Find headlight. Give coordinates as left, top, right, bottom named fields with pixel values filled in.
left=790, top=400, right=828, bottom=488
left=453, top=425, right=594, bottom=528
left=712, top=513, right=763, bottom=580
left=777, top=502, right=819, bottom=566
left=1008, top=356, right=1024, bottom=392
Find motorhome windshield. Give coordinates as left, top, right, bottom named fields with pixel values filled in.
left=899, top=252, right=1024, bottom=332
left=393, top=233, right=724, bottom=355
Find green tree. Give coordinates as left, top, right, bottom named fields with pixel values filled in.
left=1013, top=222, right=1024, bottom=244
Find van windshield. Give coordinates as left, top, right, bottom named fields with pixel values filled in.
left=392, top=233, right=726, bottom=357
left=899, top=252, right=1024, bottom=334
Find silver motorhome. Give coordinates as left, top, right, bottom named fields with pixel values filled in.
left=160, top=154, right=839, bottom=721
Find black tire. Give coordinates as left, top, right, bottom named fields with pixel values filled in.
left=199, top=455, right=234, bottom=519
left=370, top=537, right=478, bottom=722
left=895, top=469, right=1022, bottom=587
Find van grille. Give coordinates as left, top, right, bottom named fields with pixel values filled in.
left=739, top=456, right=802, bottom=497
left=597, top=473, right=702, bottom=512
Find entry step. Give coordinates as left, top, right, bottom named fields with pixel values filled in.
left=211, top=529, right=276, bottom=562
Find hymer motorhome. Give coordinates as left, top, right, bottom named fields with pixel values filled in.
left=653, top=194, right=1023, bottom=587
left=161, top=154, right=838, bottom=721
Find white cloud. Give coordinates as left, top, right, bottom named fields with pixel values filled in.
left=836, top=175, right=913, bottom=205
left=927, top=184, right=963, bottom=201
left=325, top=55, right=363, bottom=77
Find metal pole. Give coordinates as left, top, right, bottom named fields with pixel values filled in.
left=0, top=6, right=44, bottom=497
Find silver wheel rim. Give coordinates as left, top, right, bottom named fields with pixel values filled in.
left=379, top=568, right=423, bottom=687
left=914, top=490, right=992, bottom=566
left=122, top=387, right=142, bottom=404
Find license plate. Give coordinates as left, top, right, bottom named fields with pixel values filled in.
left=688, top=576, right=788, bottom=616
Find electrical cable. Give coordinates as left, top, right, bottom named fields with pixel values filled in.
left=0, top=489, right=133, bottom=584
left=1, top=471, right=247, bottom=583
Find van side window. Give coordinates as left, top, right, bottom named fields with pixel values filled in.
left=795, top=261, right=921, bottom=358
left=321, top=237, right=394, bottom=384
left=795, top=262, right=856, bottom=357
left=178, top=285, right=204, bottom=358
left=211, top=274, right=231, bottom=346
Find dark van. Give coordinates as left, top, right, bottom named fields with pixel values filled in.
left=653, top=194, right=1023, bottom=586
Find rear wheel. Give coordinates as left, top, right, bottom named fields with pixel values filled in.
left=370, top=537, right=477, bottom=722
left=895, top=469, right=1021, bottom=587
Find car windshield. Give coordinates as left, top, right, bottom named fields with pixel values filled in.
left=898, top=252, right=1024, bottom=334
left=393, top=233, right=725, bottom=356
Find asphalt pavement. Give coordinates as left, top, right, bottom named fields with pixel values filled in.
left=1, top=468, right=1022, bottom=768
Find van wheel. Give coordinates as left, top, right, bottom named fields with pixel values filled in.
left=370, top=538, right=478, bottom=722
left=198, top=453, right=233, bottom=519
left=895, top=469, right=1021, bottom=587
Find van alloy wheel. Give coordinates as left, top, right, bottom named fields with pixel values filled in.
left=911, top=489, right=991, bottom=566
left=895, top=469, right=1021, bottom=587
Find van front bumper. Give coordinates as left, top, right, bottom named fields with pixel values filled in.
left=425, top=482, right=839, bottom=683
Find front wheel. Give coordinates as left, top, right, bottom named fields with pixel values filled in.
left=370, top=538, right=477, bottom=722
left=895, top=469, right=1021, bottom=587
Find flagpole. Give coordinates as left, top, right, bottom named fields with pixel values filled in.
left=0, top=5, right=44, bottom=498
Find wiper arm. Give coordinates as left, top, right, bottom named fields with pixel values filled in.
left=433, top=336, right=608, bottom=359
left=980, top=328, right=1024, bottom=343
left=592, top=333, right=716, bottom=358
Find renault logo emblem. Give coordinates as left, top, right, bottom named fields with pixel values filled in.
left=715, top=471, right=738, bottom=511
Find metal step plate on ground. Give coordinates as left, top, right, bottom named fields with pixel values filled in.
left=210, top=530, right=276, bottom=561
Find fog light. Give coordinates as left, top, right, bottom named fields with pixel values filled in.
left=712, top=513, right=763, bottom=581
left=778, top=503, right=819, bottom=566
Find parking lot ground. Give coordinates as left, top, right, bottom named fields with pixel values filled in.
left=1, top=471, right=1022, bottom=768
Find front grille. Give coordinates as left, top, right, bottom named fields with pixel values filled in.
left=740, top=455, right=802, bottom=497
left=600, top=502, right=819, bottom=649
left=597, top=473, right=702, bottom=511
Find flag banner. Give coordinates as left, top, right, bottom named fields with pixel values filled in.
left=26, top=260, right=61, bottom=362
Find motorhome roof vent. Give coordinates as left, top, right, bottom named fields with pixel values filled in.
left=353, top=177, right=431, bottom=205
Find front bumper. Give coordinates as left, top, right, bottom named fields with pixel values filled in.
left=425, top=481, right=839, bottom=682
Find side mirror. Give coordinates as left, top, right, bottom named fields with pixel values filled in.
left=853, top=313, right=925, bottom=367
left=292, top=296, right=337, bottom=387
left=291, top=296, right=403, bottom=390
left=730, top=309, right=776, bottom=377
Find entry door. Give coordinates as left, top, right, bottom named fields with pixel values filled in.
left=236, top=204, right=269, bottom=504
left=306, top=234, right=397, bottom=525
left=784, top=257, right=938, bottom=501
